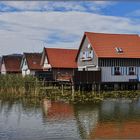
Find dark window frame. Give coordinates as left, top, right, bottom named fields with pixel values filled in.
left=128, top=67, right=136, bottom=75
left=114, top=67, right=121, bottom=75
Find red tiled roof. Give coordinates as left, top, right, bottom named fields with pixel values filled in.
left=45, top=48, right=78, bottom=68
left=81, top=32, right=140, bottom=58
left=24, top=53, right=42, bottom=70
left=2, top=55, right=22, bottom=72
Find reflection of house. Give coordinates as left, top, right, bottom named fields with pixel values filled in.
left=76, top=32, right=140, bottom=90
left=74, top=105, right=99, bottom=139
left=99, top=99, right=140, bottom=121
left=21, top=53, right=42, bottom=76
left=43, top=99, right=74, bottom=120
left=89, top=121, right=140, bottom=139
left=1, top=55, right=22, bottom=74
left=41, top=48, right=78, bottom=81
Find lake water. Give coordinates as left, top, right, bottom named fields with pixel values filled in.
left=0, top=98, right=140, bottom=140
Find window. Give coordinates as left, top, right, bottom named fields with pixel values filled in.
left=129, top=67, right=135, bottom=75
left=114, top=67, right=121, bottom=75
left=115, top=47, right=123, bottom=53
left=88, top=50, right=93, bottom=58
left=81, top=51, right=86, bottom=59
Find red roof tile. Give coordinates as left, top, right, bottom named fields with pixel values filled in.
left=82, top=32, right=140, bottom=58
left=45, top=48, right=78, bottom=68
left=2, top=55, right=22, bottom=72
left=24, top=53, right=42, bottom=70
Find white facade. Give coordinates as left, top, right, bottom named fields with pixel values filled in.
left=1, top=62, right=6, bottom=75
left=101, top=67, right=140, bottom=82
left=43, top=56, right=51, bottom=69
left=21, top=58, right=35, bottom=76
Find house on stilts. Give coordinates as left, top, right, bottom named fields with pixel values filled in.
left=40, top=48, right=78, bottom=82
left=75, top=32, right=140, bottom=90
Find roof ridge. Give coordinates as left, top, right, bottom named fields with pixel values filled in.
left=85, top=31, right=139, bottom=36
left=45, top=47, right=78, bottom=51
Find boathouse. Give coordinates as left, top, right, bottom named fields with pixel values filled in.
left=1, top=54, right=22, bottom=74
left=41, top=48, right=78, bottom=81
left=21, top=53, right=42, bottom=76
left=76, top=32, right=140, bottom=90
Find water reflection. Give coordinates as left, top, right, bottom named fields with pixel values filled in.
left=99, top=98, right=140, bottom=121
left=42, top=99, right=80, bottom=139
left=88, top=99, right=140, bottom=139
left=0, top=98, right=140, bottom=139
left=42, top=99, right=74, bottom=121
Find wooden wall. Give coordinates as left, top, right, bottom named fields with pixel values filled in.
left=73, top=71, right=101, bottom=84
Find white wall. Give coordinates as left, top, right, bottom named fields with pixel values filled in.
left=1, top=62, right=6, bottom=75
left=21, top=57, right=37, bottom=76
left=21, top=58, right=31, bottom=76
left=43, top=56, right=51, bottom=69
left=101, top=67, right=140, bottom=82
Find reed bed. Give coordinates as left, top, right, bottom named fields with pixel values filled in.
left=0, top=74, right=39, bottom=94
left=0, top=75, right=140, bottom=104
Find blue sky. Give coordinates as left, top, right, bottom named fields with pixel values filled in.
left=1, top=1, right=140, bottom=55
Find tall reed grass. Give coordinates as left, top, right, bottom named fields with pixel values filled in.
left=0, top=74, right=37, bottom=94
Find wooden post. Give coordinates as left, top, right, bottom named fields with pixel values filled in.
left=137, top=83, right=140, bottom=90
left=98, top=83, right=101, bottom=93
left=61, top=83, right=64, bottom=96
left=72, top=83, right=75, bottom=101
left=92, top=83, right=95, bottom=94
left=34, top=78, right=37, bottom=96
left=78, top=84, right=80, bottom=93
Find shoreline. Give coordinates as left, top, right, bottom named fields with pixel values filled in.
left=0, top=90, right=140, bottom=104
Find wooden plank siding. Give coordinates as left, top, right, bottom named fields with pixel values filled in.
left=35, top=71, right=53, bottom=81
left=77, top=37, right=98, bottom=68
left=101, top=67, right=139, bottom=82
left=73, top=71, right=101, bottom=84
left=99, top=58, right=140, bottom=67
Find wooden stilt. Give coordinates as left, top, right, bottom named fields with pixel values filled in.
left=72, top=83, right=75, bottom=101
left=98, top=83, right=101, bottom=93
left=61, top=83, right=64, bottom=96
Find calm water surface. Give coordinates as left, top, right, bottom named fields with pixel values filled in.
left=0, top=98, right=140, bottom=140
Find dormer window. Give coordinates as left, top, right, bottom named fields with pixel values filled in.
left=87, top=44, right=92, bottom=49
left=115, top=47, right=123, bottom=53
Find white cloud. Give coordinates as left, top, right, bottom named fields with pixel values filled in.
left=0, top=11, right=140, bottom=55
left=0, top=1, right=113, bottom=12
left=126, top=9, right=140, bottom=17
